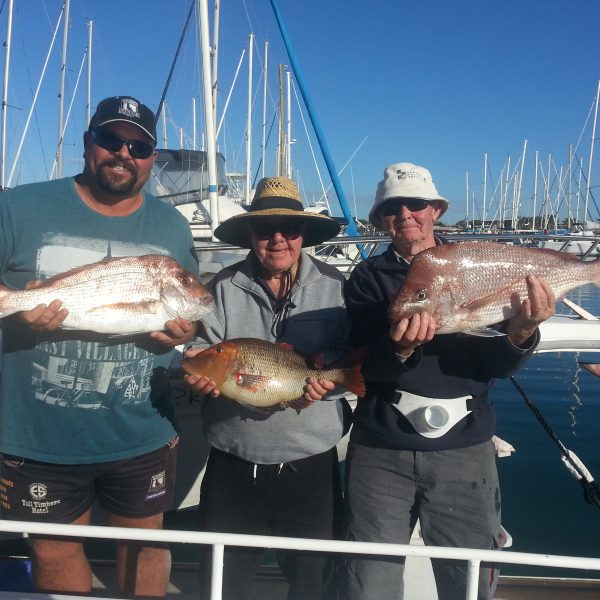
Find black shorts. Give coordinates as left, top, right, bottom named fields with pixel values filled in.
left=0, top=438, right=178, bottom=523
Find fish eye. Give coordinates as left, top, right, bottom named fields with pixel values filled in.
left=216, top=347, right=224, bottom=353
left=416, top=289, right=427, bottom=301
left=179, top=275, right=193, bottom=287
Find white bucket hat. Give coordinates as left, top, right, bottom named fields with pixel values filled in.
left=369, top=162, right=449, bottom=229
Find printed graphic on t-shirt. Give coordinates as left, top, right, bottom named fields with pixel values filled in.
left=29, top=234, right=171, bottom=410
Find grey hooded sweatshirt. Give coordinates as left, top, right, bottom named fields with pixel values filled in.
left=191, top=250, right=352, bottom=464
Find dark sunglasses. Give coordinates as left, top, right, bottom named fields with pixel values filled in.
left=89, top=128, right=155, bottom=159
left=252, top=220, right=305, bottom=241
left=380, top=198, right=432, bottom=216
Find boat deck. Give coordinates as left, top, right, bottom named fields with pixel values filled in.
left=1, top=560, right=599, bottom=600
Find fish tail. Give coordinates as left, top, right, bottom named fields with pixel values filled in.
left=340, top=362, right=366, bottom=398
left=331, top=347, right=367, bottom=397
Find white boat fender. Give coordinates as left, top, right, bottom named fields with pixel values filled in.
left=491, top=435, right=516, bottom=458
left=390, top=390, right=475, bottom=438
left=561, top=449, right=594, bottom=483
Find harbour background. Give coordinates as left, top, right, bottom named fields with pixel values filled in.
left=495, top=283, right=600, bottom=576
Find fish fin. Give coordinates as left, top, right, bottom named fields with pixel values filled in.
left=234, top=398, right=276, bottom=413
left=330, top=347, right=367, bottom=398
left=234, top=372, right=276, bottom=393
left=275, top=342, right=295, bottom=351
left=578, top=362, right=600, bottom=377
left=279, top=397, right=314, bottom=412
left=337, top=363, right=366, bottom=397
left=462, top=328, right=507, bottom=338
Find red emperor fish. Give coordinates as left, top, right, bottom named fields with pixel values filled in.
left=388, top=241, right=600, bottom=335
left=181, top=337, right=365, bottom=410
left=0, top=255, right=214, bottom=335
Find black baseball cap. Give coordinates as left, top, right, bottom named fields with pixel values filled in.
left=88, top=96, right=157, bottom=143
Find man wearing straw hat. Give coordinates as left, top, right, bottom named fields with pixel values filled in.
left=184, top=176, right=351, bottom=600
left=341, top=163, right=555, bottom=600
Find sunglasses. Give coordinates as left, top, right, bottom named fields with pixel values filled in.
left=251, top=220, right=305, bottom=241
left=89, top=128, right=155, bottom=159
left=380, top=199, right=432, bottom=216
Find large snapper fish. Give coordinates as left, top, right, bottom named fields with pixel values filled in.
left=388, top=241, right=600, bottom=334
left=181, top=337, right=365, bottom=410
left=0, top=254, right=214, bottom=335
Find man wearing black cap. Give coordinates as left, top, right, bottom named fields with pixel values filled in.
left=0, top=96, right=198, bottom=596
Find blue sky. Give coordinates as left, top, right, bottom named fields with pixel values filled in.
left=2, top=0, right=600, bottom=226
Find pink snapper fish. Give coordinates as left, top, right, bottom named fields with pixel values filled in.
left=0, top=254, right=214, bottom=335
left=388, top=241, right=600, bottom=334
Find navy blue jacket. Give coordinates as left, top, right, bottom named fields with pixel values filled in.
left=344, top=243, right=539, bottom=451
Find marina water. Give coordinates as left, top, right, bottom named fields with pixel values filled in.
left=495, top=283, right=600, bottom=577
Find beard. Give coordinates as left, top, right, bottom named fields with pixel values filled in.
left=96, top=158, right=139, bottom=196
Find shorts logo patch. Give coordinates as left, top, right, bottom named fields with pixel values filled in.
left=149, top=471, right=165, bottom=492
left=22, top=483, right=60, bottom=514
left=29, top=483, right=48, bottom=500
left=146, top=471, right=167, bottom=501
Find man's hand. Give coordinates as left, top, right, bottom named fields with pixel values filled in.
left=299, top=352, right=334, bottom=403
left=390, top=311, right=436, bottom=357
left=149, top=318, right=197, bottom=348
left=506, top=275, right=555, bottom=347
left=17, top=280, right=67, bottom=332
left=182, top=347, right=221, bottom=397
left=302, top=377, right=335, bottom=404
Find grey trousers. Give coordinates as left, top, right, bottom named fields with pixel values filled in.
left=340, top=439, right=501, bottom=600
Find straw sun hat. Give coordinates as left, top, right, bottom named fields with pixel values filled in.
left=214, top=176, right=341, bottom=249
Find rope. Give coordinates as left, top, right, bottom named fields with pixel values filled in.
left=509, top=376, right=600, bottom=509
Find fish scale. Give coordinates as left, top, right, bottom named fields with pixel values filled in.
left=388, top=241, right=600, bottom=334
left=230, top=340, right=332, bottom=405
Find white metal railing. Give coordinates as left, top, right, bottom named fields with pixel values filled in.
left=1, top=519, right=600, bottom=600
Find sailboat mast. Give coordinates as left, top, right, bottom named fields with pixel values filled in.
left=567, top=143, right=572, bottom=228
left=545, top=153, right=551, bottom=228
left=261, top=41, right=269, bottom=178
left=197, top=0, right=219, bottom=237
left=192, top=97, right=197, bottom=150
left=286, top=68, right=291, bottom=178
left=277, top=63, right=284, bottom=176
left=161, top=104, right=167, bottom=148
left=482, top=153, right=487, bottom=230
left=584, top=79, right=600, bottom=224
left=465, top=171, right=469, bottom=229
left=86, top=20, right=93, bottom=126
left=245, top=33, right=253, bottom=203
left=532, top=150, right=539, bottom=231
left=1, top=0, right=14, bottom=189
left=56, top=0, right=71, bottom=180
left=516, top=139, right=527, bottom=229
left=211, top=0, right=220, bottom=133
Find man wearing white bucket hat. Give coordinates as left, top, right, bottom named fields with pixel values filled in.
left=341, top=163, right=555, bottom=600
